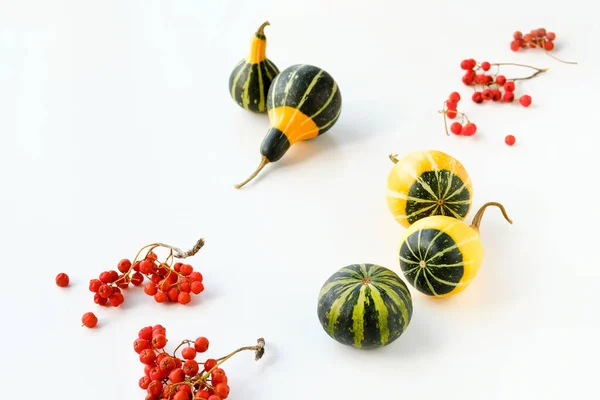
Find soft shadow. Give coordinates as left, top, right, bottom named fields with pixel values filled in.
left=383, top=312, right=438, bottom=357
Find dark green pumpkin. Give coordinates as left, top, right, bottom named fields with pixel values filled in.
left=317, top=263, right=413, bottom=349
left=229, top=21, right=279, bottom=113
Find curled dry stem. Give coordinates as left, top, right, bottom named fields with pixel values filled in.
left=470, top=202, right=513, bottom=231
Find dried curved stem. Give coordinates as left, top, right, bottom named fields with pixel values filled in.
left=389, top=154, right=399, bottom=163
left=156, top=238, right=205, bottom=259
left=235, top=156, right=269, bottom=189
left=470, top=202, right=513, bottom=230
left=545, top=51, right=577, bottom=65
left=256, top=21, right=270, bottom=36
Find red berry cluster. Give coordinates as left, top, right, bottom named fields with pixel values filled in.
left=134, top=325, right=265, bottom=400
left=511, top=28, right=556, bottom=52
left=459, top=58, right=540, bottom=107
left=82, top=239, right=205, bottom=328
left=442, top=92, right=477, bottom=136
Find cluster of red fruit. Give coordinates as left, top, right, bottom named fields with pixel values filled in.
left=511, top=28, right=556, bottom=52
left=443, top=92, right=477, bottom=136
left=460, top=59, right=533, bottom=107
left=135, top=325, right=265, bottom=400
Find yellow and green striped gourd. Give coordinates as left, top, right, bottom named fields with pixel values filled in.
left=228, top=21, right=280, bottom=113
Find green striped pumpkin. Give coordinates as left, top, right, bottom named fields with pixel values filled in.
left=317, top=263, right=413, bottom=349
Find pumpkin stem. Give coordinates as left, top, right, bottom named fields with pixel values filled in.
left=256, top=21, right=270, bottom=37
left=235, top=156, right=269, bottom=189
left=389, top=154, right=399, bottom=163
left=470, top=202, right=513, bottom=230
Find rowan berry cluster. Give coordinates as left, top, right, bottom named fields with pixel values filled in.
left=460, top=58, right=541, bottom=107
left=135, top=324, right=265, bottom=400
left=442, top=92, right=477, bottom=136
left=511, top=28, right=556, bottom=52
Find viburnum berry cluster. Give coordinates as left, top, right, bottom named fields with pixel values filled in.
left=134, top=324, right=265, bottom=400
left=84, top=238, right=205, bottom=326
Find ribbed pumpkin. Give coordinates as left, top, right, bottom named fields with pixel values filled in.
left=228, top=21, right=279, bottom=113
left=317, top=263, right=413, bottom=349
left=235, top=64, right=342, bottom=188
left=398, top=202, right=512, bottom=297
left=386, top=150, right=473, bottom=228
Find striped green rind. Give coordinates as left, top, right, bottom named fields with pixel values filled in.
left=405, top=170, right=471, bottom=224
left=399, top=228, right=464, bottom=296
left=317, top=263, right=413, bottom=349
left=267, top=64, right=342, bottom=136
left=229, top=58, right=279, bottom=113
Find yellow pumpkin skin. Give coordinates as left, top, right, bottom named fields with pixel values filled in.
left=398, top=215, right=483, bottom=298
left=386, top=150, right=473, bottom=228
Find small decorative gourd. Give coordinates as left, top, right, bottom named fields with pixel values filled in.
left=386, top=150, right=473, bottom=228
left=398, top=202, right=512, bottom=297
left=317, top=263, right=413, bottom=349
left=228, top=21, right=280, bottom=113
left=235, top=64, right=342, bottom=188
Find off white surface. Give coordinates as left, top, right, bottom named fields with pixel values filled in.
left=1, top=0, right=599, bottom=398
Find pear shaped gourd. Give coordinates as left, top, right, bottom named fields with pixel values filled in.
left=229, top=21, right=279, bottom=113
left=235, top=64, right=342, bottom=188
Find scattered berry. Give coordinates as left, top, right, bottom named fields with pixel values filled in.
left=55, top=273, right=70, bottom=287
left=505, top=135, right=516, bottom=146
left=519, top=94, right=532, bottom=107
left=82, top=312, right=98, bottom=328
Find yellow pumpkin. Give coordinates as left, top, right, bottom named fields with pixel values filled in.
left=386, top=150, right=473, bottom=228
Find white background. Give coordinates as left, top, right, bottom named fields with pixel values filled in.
left=1, top=0, right=599, bottom=398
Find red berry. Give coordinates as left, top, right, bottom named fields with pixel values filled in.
left=168, top=287, right=180, bottom=302
left=182, top=346, right=197, bottom=360
left=82, top=312, right=98, bottom=328
left=159, top=356, right=175, bottom=372
left=536, top=28, right=546, bottom=37
left=449, top=92, right=461, bottom=102
left=446, top=110, right=457, bottom=119
left=173, top=262, right=183, bottom=272
left=158, top=279, right=171, bottom=292
left=546, top=32, right=556, bottom=41
left=152, top=334, right=167, bottom=349
left=189, top=271, right=203, bottom=282
left=519, top=94, right=532, bottom=107
left=94, top=293, right=108, bottom=306
left=544, top=41, right=554, bottom=51
left=524, top=33, right=534, bottom=42
left=450, top=122, right=462, bottom=135
left=510, top=40, right=521, bottom=51
left=179, top=278, right=192, bottom=293
left=144, top=364, right=152, bottom=377
left=139, top=260, right=155, bottom=275
left=134, top=338, right=150, bottom=354
left=109, top=292, right=125, bottom=307
left=147, top=380, right=163, bottom=397
left=55, top=272, right=69, bottom=287
left=139, top=326, right=153, bottom=340
left=97, top=284, right=111, bottom=298
left=89, top=279, right=102, bottom=292
left=467, top=59, right=476, bottom=69
left=146, top=252, right=158, bottom=261
left=196, top=390, right=211, bottom=400
left=474, top=74, right=486, bottom=84
left=152, top=324, right=166, bottom=334
left=513, top=31, right=523, bottom=39
left=154, top=291, right=168, bottom=303
left=211, top=368, right=226, bottom=384
left=191, top=281, right=204, bottom=294
left=505, top=135, right=516, bottom=146
left=180, top=264, right=193, bottom=276
left=149, top=366, right=162, bottom=381
left=446, top=100, right=457, bottom=111
left=472, top=92, right=483, bottom=104
left=462, top=72, right=475, bottom=85
left=115, top=274, right=129, bottom=289
left=492, top=89, right=502, bottom=102
left=144, top=282, right=158, bottom=296
left=207, top=396, right=221, bottom=400
left=495, top=75, right=506, bottom=85
left=504, top=82, right=515, bottom=92
left=169, top=368, right=186, bottom=384
left=131, top=272, right=144, bottom=286
left=174, top=357, right=183, bottom=368
left=99, top=271, right=112, bottom=284
left=139, top=349, right=156, bottom=365
left=178, top=291, right=191, bottom=305
left=151, top=274, right=162, bottom=285
left=482, top=89, right=493, bottom=101
left=194, top=337, right=209, bottom=353
left=118, top=259, right=132, bottom=273
left=178, top=385, right=192, bottom=395
left=460, top=59, right=471, bottom=70
left=215, top=383, right=230, bottom=399
left=503, top=91, right=515, bottom=102
left=139, top=376, right=150, bottom=390
left=462, top=123, right=477, bottom=136
left=183, top=359, right=199, bottom=376
left=204, top=358, right=217, bottom=371
left=173, top=392, right=189, bottom=400
left=481, top=61, right=491, bottom=71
